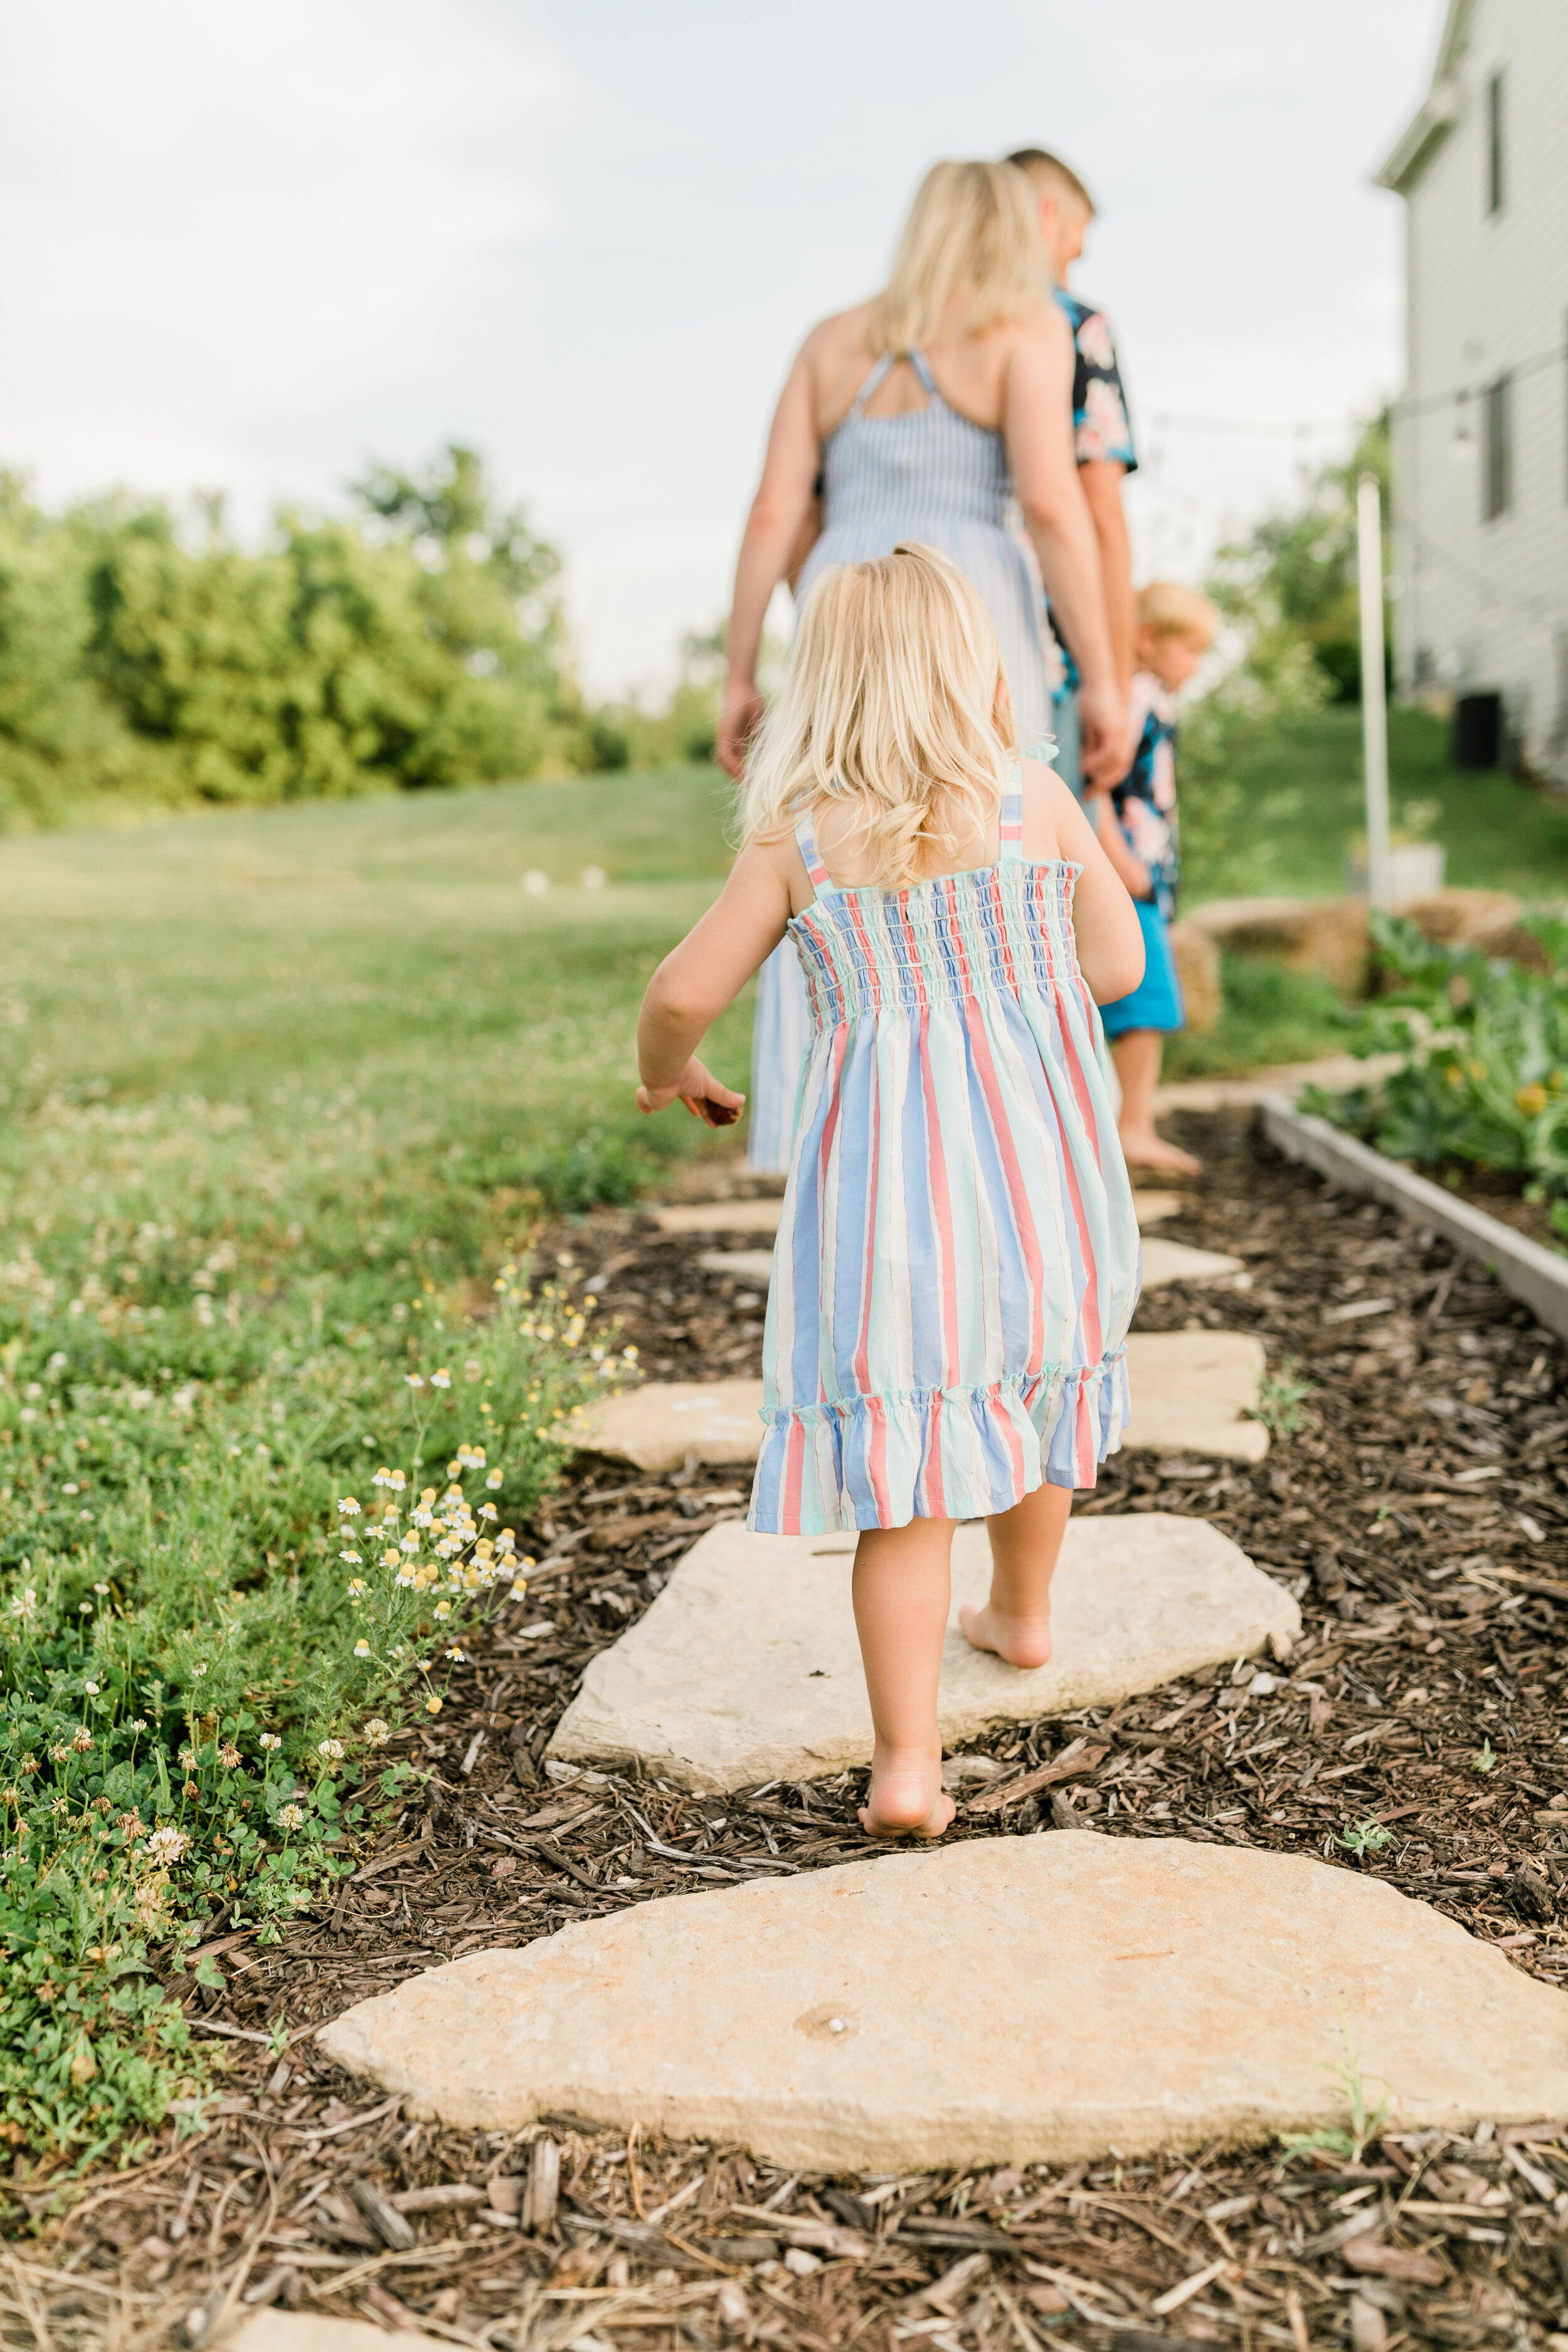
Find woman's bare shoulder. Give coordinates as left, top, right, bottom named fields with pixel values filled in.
left=800, top=302, right=874, bottom=364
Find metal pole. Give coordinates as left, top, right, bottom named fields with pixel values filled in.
left=1357, top=471, right=1392, bottom=913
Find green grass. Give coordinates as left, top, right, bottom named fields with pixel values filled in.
left=0, top=765, right=750, bottom=2169
left=1163, top=954, right=1355, bottom=1079
left=1190, top=704, right=1568, bottom=906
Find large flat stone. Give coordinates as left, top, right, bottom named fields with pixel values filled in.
left=226, top=2321, right=445, bottom=2352
left=1132, top=1189, right=1184, bottom=1226
left=317, top=1833, right=1568, bottom=2169
left=549, top=1515, right=1297, bottom=1791
left=1139, top=1237, right=1245, bottom=1289
left=576, top=1379, right=765, bottom=1471
left=698, top=1248, right=774, bottom=1284
left=1123, top=1330, right=1269, bottom=1461
left=652, top=1199, right=782, bottom=1236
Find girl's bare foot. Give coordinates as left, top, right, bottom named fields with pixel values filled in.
left=1117, top=1125, right=1201, bottom=1175
left=959, top=1599, right=1054, bottom=1669
left=857, top=1744, right=955, bottom=1839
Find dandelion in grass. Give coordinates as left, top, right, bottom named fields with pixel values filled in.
left=278, top=1803, right=305, bottom=1831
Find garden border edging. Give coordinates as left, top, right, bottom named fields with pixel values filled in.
left=1258, top=1093, right=1568, bottom=1345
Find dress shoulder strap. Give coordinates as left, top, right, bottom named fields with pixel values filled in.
left=793, top=808, right=837, bottom=898
left=906, top=347, right=940, bottom=400
left=847, top=353, right=898, bottom=420
left=998, top=760, right=1024, bottom=864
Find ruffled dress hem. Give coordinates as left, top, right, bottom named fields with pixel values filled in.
left=747, top=1350, right=1129, bottom=1537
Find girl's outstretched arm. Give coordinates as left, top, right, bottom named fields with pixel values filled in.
left=636, top=840, right=795, bottom=1126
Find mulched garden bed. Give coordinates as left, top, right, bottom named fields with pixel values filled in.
left=9, top=1111, right=1568, bottom=2352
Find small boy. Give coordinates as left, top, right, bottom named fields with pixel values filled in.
left=1091, top=581, right=1219, bottom=1173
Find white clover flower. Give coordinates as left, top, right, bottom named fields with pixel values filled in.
left=364, top=1717, right=390, bottom=1744
left=316, top=1737, right=344, bottom=1762
left=220, top=1743, right=241, bottom=1769
left=93, top=1580, right=110, bottom=1596
left=259, top=1731, right=282, bottom=1752
left=193, top=1662, right=208, bottom=1678
left=278, top=1802, right=305, bottom=1830
left=72, top=1727, right=93, bottom=1753
left=84, top=1680, right=100, bottom=1696
left=129, top=1717, right=148, bottom=1734
left=145, top=1825, right=189, bottom=1865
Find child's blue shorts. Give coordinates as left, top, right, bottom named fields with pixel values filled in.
left=1100, top=899, right=1185, bottom=1038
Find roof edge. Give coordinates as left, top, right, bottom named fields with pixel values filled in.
left=1374, top=75, right=1463, bottom=191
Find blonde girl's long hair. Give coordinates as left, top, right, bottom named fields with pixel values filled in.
left=867, top=159, right=1048, bottom=356
left=741, top=543, right=1017, bottom=892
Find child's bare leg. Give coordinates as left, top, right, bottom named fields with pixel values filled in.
left=960, top=1482, right=1071, bottom=1667
left=1112, top=1029, right=1200, bottom=1174
left=851, top=1520, right=958, bottom=1839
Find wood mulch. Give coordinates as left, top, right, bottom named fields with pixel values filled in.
left=8, top=1111, right=1568, bottom=2352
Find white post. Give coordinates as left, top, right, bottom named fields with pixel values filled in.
left=1356, top=470, right=1392, bottom=913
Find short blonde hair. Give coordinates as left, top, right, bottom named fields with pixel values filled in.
left=1137, top=581, right=1220, bottom=646
left=867, top=161, right=1049, bottom=358
left=742, top=543, right=1016, bottom=893
left=1006, top=147, right=1096, bottom=218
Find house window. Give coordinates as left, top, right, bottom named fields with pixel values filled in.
left=1486, top=70, right=1505, bottom=213
left=1483, top=373, right=1513, bottom=519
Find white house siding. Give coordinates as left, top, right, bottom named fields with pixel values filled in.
left=1385, top=0, right=1568, bottom=780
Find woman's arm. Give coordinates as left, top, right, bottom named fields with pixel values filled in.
left=717, top=343, right=823, bottom=780
left=1079, top=460, right=1135, bottom=696
left=1030, top=769, right=1146, bottom=1005
left=1003, top=317, right=1130, bottom=789
left=636, top=842, right=795, bottom=1120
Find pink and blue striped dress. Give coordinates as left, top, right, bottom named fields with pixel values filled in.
left=749, top=772, right=1140, bottom=1537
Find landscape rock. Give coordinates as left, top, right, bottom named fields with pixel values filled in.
left=652, top=1199, right=782, bottom=1236
left=1184, top=896, right=1372, bottom=992
left=548, top=1513, right=1297, bottom=1791
left=226, top=2318, right=447, bottom=2352
left=576, top=1379, right=766, bottom=1472
left=698, top=1248, right=775, bottom=1285
left=1122, top=1330, right=1269, bottom=1462
left=317, top=1834, right=1568, bottom=2169
left=1138, top=1238, right=1244, bottom=1289
left=1132, top=1190, right=1183, bottom=1226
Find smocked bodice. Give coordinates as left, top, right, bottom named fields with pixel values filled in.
left=788, top=860, right=1082, bottom=1027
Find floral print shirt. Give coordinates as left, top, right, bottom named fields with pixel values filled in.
left=1112, top=671, right=1180, bottom=921
left=1055, top=290, right=1138, bottom=472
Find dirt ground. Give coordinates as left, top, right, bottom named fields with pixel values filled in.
left=8, top=1110, right=1568, bottom=2352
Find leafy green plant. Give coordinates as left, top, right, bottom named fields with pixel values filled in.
left=1247, top=1359, right=1315, bottom=1439
left=1278, top=2022, right=1392, bottom=2169
left=1336, top=1818, right=1394, bottom=1859
left=1310, top=913, right=1568, bottom=1216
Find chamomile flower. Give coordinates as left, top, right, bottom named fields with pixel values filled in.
left=353, top=1638, right=371, bottom=1658
left=430, top=1368, right=452, bottom=1390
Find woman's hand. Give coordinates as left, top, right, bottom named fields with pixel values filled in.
left=1078, top=676, right=1135, bottom=790
left=637, top=1058, right=747, bottom=1128
left=716, top=681, right=765, bottom=781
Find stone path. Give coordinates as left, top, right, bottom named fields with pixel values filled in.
left=652, top=1199, right=782, bottom=1236
left=699, top=1234, right=1244, bottom=1293
left=580, top=1332, right=1267, bottom=1474
left=228, top=2319, right=442, bottom=2352
left=319, top=1832, right=1568, bottom=2169
left=549, top=1515, right=1297, bottom=1791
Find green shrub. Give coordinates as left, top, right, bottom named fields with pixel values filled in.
left=1306, top=913, right=1568, bottom=1221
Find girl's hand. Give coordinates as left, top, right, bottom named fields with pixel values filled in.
left=637, top=1058, right=747, bottom=1128
left=716, top=682, right=765, bottom=780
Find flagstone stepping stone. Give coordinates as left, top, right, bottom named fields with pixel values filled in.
left=698, top=1247, right=775, bottom=1284
left=1133, top=1189, right=1184, bottom=1226
left=1123, top=1330, right=1268, bottom=1462
left=578, top=1332, right=1267, bottom=1475
left=652, top=1198, right=781, bottom=1236
left=548, top=1514, right=1298, bottom=1791
left=700, top=1237, right=1243, bottom=1296
left=576, top=1379, right=766, bottom=1472
left=1139, top=1237, right=1246, bottom=1289
left=317, top=1832, right=1568, bottom=2169
left=227, top=2318, right=444, bottom=2352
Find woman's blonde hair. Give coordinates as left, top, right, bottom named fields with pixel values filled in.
left=867, top=160, right=1048, bottom=356
left=742, top=543, right=1017, bottom=892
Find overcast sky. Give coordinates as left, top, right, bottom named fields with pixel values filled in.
left=1, top=1, right=1439, bottom=699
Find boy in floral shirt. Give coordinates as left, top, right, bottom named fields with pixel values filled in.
left=1007, top=149, right=1138, bottom=793
left=1094, top=583, right=1219, bottom=1173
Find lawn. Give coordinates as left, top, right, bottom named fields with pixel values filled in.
left=1189, top=703, right=1568, bottom=906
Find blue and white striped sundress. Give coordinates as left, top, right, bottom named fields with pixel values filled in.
left=747, top=348, right=1056, bottom=1173
left=748, top=772, right=1139, bottom=1537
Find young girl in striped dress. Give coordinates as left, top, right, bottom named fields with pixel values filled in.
left=635, top=544, right=1145, bottom=1839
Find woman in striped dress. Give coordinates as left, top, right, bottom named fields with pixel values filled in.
left=636, top=547, right=1143, bottom=1839
left=717, top=159, right=1129, bottom=1172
